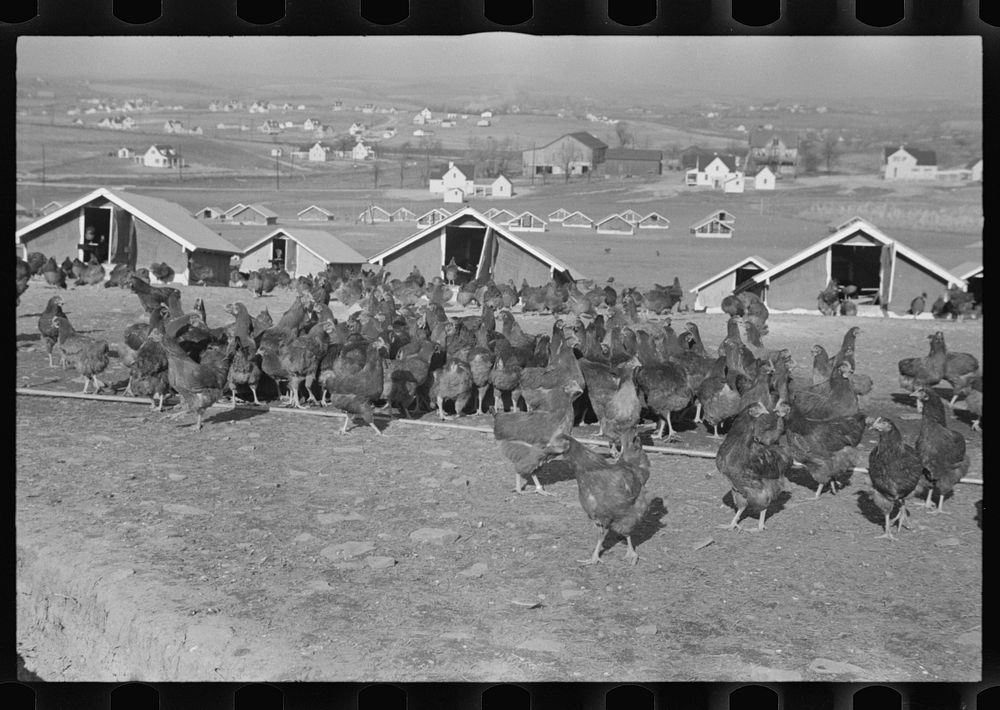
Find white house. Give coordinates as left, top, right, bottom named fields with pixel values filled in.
left=429, top=162, right=475, bottom=196
left=967, top=158, right=983, bottom=182
left=476, top=119, right=491, bottom=127
left=349, top=122, right=365, bottom=136
left=308, top=142, right=330, bottom=162
left=141, top=144, right=179, bottom=168
left=686, top=154, right=739, bottom=188
left=752, top=166, right=776, bottom=190
left=269, top=147, right=283, bottom=157
left=352, top=142, right=373, bottom=161
left=443, top=187, right=466, bottom=204
left=480, top=111, right=493, bottom=118
left=412, top=129, right=434, bottom=137
left=723, top=173, right=746, bottom=193
left=883, top=146, right=938, bottom=180
left=116, top=146, right=136, bottom=159
left=163, top=120, right=184, bottom=134
left=472, top=174, right=513, bottom=198
left=303, top=118, right=322, bottom=131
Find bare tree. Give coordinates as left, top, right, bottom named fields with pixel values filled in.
left=373, top=159, right=380, bottom=188
left=614, top=121, right=633, bottom=148
left=557, top=141, right=582, bottom=183
left=821, top=134, right=840, bottom=173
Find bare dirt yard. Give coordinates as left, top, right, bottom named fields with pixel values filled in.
left=15, top=281, right=982, bottom=682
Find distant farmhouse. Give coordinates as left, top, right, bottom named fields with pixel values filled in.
left=883, top=145, right=938, bottom=180
left=430, top=162, right=476, bottom=197
left=747, top=128, right=799, bottom=175
left=141, top=144, right=180, bottom=169
left=521, top=132, right=608, bottom=178
left=684, top=152, right=741, bottom=188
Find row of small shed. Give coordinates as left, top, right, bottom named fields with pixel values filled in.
left=15, top=188, right=979, bottom=315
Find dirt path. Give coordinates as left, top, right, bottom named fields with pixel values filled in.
left=15, top=283, right=982, bottom=682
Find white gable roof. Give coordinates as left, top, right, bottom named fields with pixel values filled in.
left=369, top=207, right=584, bottom=280
left=748, top=217, right=964, bottom=288
left=245, top=227, right=366, bottom=264
left=691, top=255, right=773, bottom=293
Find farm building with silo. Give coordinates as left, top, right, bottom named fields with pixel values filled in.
left=735, top=217, right=966, bottom=314
left=368, top=208, right=584, bottom=286
left=15, top=187, right=240, bottom=285
left=520, top=132, right=608, bottom=177
left=240, top=227, right=367, bottom=280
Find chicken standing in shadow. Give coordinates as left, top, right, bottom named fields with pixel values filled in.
left=715, top=402, right=791, bottom=532
left=867, top=416, right=924, bottom=540
left=560, top=428, right=652, bottom=565
left=493, top=381, right=582, bottom=495
left=913, top=387, right=970, bottom=514
left=162, top=314, right=233, bottom=430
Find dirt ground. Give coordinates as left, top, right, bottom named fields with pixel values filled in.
left=15, top=280, right=983, bottom=682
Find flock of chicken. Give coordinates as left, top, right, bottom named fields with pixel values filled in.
left=23, top=260, right=982, bottom=565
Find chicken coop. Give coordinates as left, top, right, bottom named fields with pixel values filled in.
left=952, top=262, right=982, bottom=305
left=15, top=187, right=240, bottom=285
left=735, top=217, right=967, bottom=314
left=241, top=227, right=367, bottom=279
left=368, top=207, right=585, bottom=286
left=690, top=255, right=773, bottom=311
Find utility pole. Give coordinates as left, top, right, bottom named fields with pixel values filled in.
left=41, top=144, right=45, bottom=185
left=275, top=151, right=280, bottom=190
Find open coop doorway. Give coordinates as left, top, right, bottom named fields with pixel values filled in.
left=443, top=224, right=486, bottom=286
left=831, top=244, right=883, bottom=303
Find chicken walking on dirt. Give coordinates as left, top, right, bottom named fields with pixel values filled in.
left=162, top=314, right=233, bottom=431
left=715, top=402, right=791, bottom=532
left=51, top=315, right=111, bottom=394
left=867, top=417, right=924, bottom=540
left=913, top=387, right=970, bottom=514
left=561, top=428, right=652, bottom=565
left=493, top=381, right=582, bottom=495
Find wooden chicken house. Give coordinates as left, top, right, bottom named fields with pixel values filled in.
left=15, top=187, right=240, bottom=285
left=736, top=217, right=967, bottom=314
left=368, top=207, right=585, bottom=286
left=241, top=227, right=368, bottom=280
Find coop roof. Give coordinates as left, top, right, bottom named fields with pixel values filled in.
left=369, top=207, right=584, bottom=280
left=746, top=217, right=963, bottom=288
left=246, top=228, right=367, bottom=265
left=297, top=204, right=334, bottom=217
left=951, top=261, right=982, bottom=280
left=691, top=255, right=773, bottom=293
left=15, top=186, right=240, bottom=254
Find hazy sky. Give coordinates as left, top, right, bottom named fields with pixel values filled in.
left=17, top=35, right=981, bottom=101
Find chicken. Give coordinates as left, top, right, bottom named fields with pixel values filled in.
left=256, top=297, right=313, bottom=403
left=913, top=387, right=970, bottom=514
left=318, top=336, right=384, bottom=434
left=130, top=275, right=180, bottom=316
left=429, top=357, right=474, bottom=419
left=721, top=294, right=745, bottom=318
left=963, top=375, right=983, bottom=432
left=161, top=314, right=233, bottom=430
left=466, top=323, right=496, bottom=414
left=37, top=295, right=67, bottom=367
left=127, top=326, right=171, bottom=411
left=122, top=306, right=169, bottom=395
left=942, top=339, right=980, bottom=407
left=909, top=293, right=927, bottom=316
left=493, top=381, right=583, bottom=494
left=518, top=337, right=584, bottom=411
left=811, top=345, right=833, bottom=385
left=16, top=258, right=31, bottom=304
left=278, top=322, right=330, bottom=408
left=783, top=403, right=866, bottom=499
left=817, top=279, right=840, bottom=316
left=561, top=428, right=652, bottom=565
left=898, top=331, right=948, bottom=392
left=715, top=403, right=791, bottom=532
left=635, top=359, right=692, bottom=441
left=150, top=262, right=176, bottom=283
left=74, top=255, right=106, bottom=286
left=831, top=326, right=861, bottom=373
left=867, top=417, right=924, bottom=539
left=51, top=315, right=111, bottom=393
left=788, top=362, right=859, bottom=420
left=487, top=354, right=523, bottom=413
left=738, top=291, right=769, bottom=329
left=695, top=357, right=742, bottom=439
left=223, top=302, right=263, bottom=406
left=41, top=257, right=67, bottom=290
left=26, top=251, right=47, bottom=276
left=578, top=357, right=619, bottom=434
left=603, top=358, right=643, bottom=454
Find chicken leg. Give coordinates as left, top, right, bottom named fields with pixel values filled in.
left=693, top=401, right=703, bottom=424
left=924, top=488, right=936, bottom=509
left=579, top=525, right=606, bottom=565
left=707, top=423, right=725, bottom=440
left=718, top=503, right=747, bottom=531
left=659, top=412, right=681, bottom=442
left=123, top=375, right=134, bottom=397
left=623, top=535, right=639, bottom=565
left=876, top=512, right=897, bottom=540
